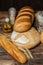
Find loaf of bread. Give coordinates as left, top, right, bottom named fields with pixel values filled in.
left=17, top=6, right=34, bottom=22
left=11, top=27, right=40, bottom=49
left=14, top=6, right=34, bottom=32
left=0, top=34, right=27, bottom=63
left=40, top=31, right=43, bottom=43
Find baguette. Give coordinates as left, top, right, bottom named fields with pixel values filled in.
left=0, top=34, right=27, bottom=63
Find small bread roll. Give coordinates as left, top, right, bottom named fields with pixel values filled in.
left=40, top=31, right=43, bottom=43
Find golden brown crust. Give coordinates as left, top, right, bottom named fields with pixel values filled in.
left=15, top=16, right=31, bottom=23
left=0, top=35, right=27, bottom=63
left=14, top=22, right=31, bottom=32
left=16, top=11, right=34, bottom=22
left=14, top=6, right=34, bottom=32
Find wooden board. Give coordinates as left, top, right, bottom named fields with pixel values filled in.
left=0, top=12, right=43, bottom=65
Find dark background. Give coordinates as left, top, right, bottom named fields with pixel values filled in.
left=0, top=0, right=43, bottom=11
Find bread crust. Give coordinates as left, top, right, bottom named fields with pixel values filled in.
left=40, top=31, right=43, bottom=43
left=14, top=16, right=31, bottom=32
left=14, top=6, right=34, bottom=32
left=18, top=6, right=34, bottom=13
left=0, top=34, right=27, bottom=63
left=17, top=11, right=34, bottom=22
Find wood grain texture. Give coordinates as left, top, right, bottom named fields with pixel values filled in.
left=0, top=12, right=43, bottom=65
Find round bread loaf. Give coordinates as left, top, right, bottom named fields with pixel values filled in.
left=40, top=31, right=43, bottom=43
left=14, top=6, right=34, bottom=32
left=11, top=27, right=40, bottom=49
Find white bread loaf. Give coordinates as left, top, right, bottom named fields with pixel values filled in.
left=11, top=27, right=40, bottom=49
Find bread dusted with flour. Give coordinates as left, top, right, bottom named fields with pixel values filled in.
left=11, top=27, right=40, bottom=49
left=14, top=6, right=34, bottom=32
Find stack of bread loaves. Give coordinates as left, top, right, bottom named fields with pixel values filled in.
left=0, top=6, right=41, bottom=64
left=14, top=6, right=34, bottom=32
left=11, top=6, right=40, bottom=49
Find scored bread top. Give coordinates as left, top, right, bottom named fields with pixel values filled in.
left=18, top=6, right=34, bottom=13
left=16, top=11, right=34, bottom=22
left=15, top=15, right=31, bottom=23
left=11, top=27, right=40, bottom=49
left=14, top=16, right=32, bottom=32
left=14, top=6, right=34, bottom=32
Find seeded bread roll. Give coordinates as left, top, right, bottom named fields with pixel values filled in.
left=14, top=6, right=34, bottom=32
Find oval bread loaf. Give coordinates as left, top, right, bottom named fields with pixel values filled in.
left=14, top=6, right=34, bottom=32
left=14, top=16, right=31, bottom=32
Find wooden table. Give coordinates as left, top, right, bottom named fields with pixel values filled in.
left=0, top=12, right=43, bottom=65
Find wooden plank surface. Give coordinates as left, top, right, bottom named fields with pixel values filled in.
left=0, top=12, right=43, bottom=65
